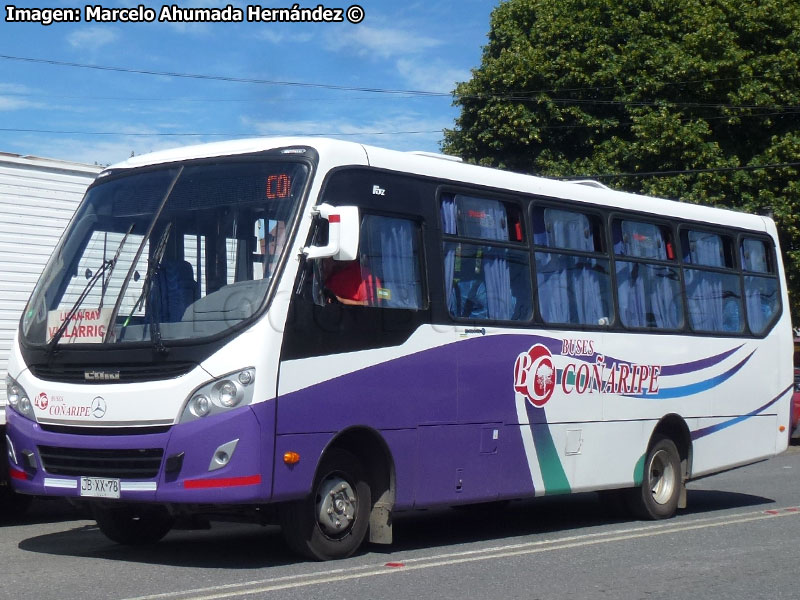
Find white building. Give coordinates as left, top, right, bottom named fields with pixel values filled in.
left=0, top=153, right=101, bottom=412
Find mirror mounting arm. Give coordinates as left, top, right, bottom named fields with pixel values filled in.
left=301, top=203, right=359, bottom=261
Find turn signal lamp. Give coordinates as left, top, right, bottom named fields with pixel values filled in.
left=283, top=451, right=301, bottom=465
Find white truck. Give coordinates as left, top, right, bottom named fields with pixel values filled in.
left=0, top=152, right=101, bottom=513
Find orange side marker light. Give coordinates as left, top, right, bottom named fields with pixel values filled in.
left=283, top=451, right=301, bottom=465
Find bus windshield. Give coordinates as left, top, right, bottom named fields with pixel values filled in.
left=21, top=159, right=308, bottom=346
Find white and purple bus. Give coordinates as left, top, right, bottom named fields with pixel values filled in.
left=5, top=138, right=793, bottom=559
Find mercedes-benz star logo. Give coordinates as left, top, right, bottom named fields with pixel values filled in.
left=91, top=396, right=107, bottom=419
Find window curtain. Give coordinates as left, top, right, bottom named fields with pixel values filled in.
left=542, top=209, right=593, bottom=251
left=484, top=247, right=513, bottom=320
left=745, top=276, right=777, bottom=334
left=686, top=270, right=741, bottom=332
left=742, top=239, right=768, bottom=272
left=614, top=222, right=680, bottom=329
left=618, top=263, right=681, bottom=329
left=441, top=196, right=457, bottom=314
left=376, top=217, right=420, bottom=309
left=536, top=209, right=604, bottom=325
left=444, top=195, right=513, bottom=320
left=617, top=262, right=646, bottom=327
left=687, top=231, right=724, bottom=266
left=536, top=253, right=570, bottom=323
left=360, top=216, right=421, bottom=309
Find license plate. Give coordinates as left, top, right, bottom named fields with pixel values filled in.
left=80, top=477, right=121, bottom=499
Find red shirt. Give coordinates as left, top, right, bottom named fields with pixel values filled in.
left=326, top=261, right=380, bottom=304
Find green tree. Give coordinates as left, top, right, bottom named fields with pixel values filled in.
left=443, top=0, right=800, bottom=323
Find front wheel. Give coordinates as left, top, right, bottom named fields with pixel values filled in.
left=628, top=436, right=682, bottom=520
left=280, top=448, right=371, bottom=560
left=93, top=504, right=174, bottom=545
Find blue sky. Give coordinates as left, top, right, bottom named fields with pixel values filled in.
left=1, top=0, right=495, bottom=166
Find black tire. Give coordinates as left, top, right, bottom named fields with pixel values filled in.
left=93, top=504, right=174, bottom=545
left=279, top=448, right=371, bottom=561
left=628, top=436, right=682, bottom=520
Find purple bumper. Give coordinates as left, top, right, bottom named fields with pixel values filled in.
left=6, top=401, right=277, bottom=504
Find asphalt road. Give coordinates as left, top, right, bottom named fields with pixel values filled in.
left=2, top=445, right=798, bottom=600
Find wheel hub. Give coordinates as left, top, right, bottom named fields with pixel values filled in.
left=316, top=476, right=357, bottom=536
left=649, top=448, right=676, bottom=505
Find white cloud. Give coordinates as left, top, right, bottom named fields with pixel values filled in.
left=396, top=58, right=469, bottom=94
left=0, top=96, right=33, bottom=111
left=253, top=29, right=315, bottom=44
left=38, top=134, right=190, bottom=167
left=67, top=26, right=119, bottom=51
left=325, top=25, right=442, bottom=60
left=239, top=114, right=446, bottom=152
left=0, top=83, right=44, bottom=111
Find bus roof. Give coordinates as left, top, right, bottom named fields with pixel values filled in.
left=105, top=136, right=771, bottom=235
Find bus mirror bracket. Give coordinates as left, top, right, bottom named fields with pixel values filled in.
left=302, top=203, right=359, bottom=261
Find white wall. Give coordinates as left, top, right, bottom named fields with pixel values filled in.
left=0, top=153, right=102, bottom=405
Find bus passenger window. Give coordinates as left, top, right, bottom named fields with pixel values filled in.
left=442, top=194, right=532, bottom=322
left=681, top=229, right=743, bottom=333
left=741, top=237, right=779, bottom=334
left=445, top=243, right=532, bottom=321
left=612, top=220, right=683, bottom=330
left=531, top=207, right=611, bottom=326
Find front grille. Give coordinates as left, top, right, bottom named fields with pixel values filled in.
left=38, top=446, right=163, bottom=479
left=29, top=362, right=195, bottom=384
left=40, top=424, right=171, bottom=436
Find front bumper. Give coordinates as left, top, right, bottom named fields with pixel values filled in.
left=6, top=403, right=273, bottom=504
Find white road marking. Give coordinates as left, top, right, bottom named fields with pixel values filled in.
left=122, top=506, right=800, bottom=600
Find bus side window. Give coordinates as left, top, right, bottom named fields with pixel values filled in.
left=741, top=237, right=779, bottom=334
left=612, top=219, right=683, bottom=330
left=531, top=207, right=611, bottom=326
left=315, top=215, right=425, bottom=310
left=681, top=229, right=743, bottom=333
left=442, top=194, right=532, bottom=322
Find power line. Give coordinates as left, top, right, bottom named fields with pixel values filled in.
left=2, top=54, right=799, bottom=111
left=0, top=54, right=448, bottom=97
left=564, top=161, right=800, bottom=180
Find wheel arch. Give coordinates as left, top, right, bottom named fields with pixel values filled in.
left=319, top=426, right=396, bottom=544
left=650, top=414, right=693, bottom=475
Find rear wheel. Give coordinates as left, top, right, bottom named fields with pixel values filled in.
left=93, top=504, right=174, bottom=545
left=628, top=436, right=682, bottom=520
left=280, top=448, right=371, bottom=560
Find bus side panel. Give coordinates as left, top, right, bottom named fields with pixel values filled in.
left=414, top=422, right=535, bottom=507
left=690, top=414, right=780, bottom=478
left=276, top=341, right=457, bottom=434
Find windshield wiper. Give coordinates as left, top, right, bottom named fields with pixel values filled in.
left=103, top=165, right=183, bottom=348
left=47, top=224, right=135, bottom=353
left=119, top=223, right=172, bottom=344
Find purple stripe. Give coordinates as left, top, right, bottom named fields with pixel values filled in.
left=691, top=383, right=793, bottom=440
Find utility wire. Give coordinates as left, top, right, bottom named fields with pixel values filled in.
left=0, top=54, right=447, bottom=97
left=564, top=161, right=800, bottom=180
left=2, top=53, right=799, bottom=111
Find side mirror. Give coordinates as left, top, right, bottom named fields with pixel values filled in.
left=302, top=203, right=359, bottom=261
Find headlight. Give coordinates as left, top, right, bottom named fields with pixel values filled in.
left=5, top=375, right=35, bottom=421
left=180, top=368, right=255, bottom=423
left=189, top=394, right=211, bottom=418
